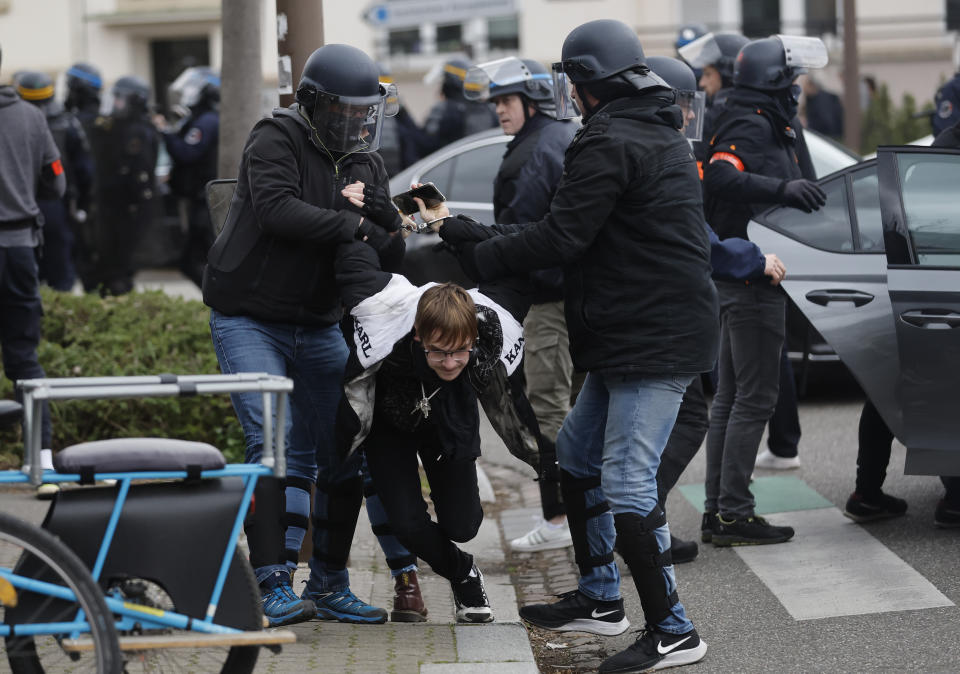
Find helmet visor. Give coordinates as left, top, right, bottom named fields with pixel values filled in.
left=777, top=35, right=829, bottom=69
left=676, top=90, right=706, bottom=141
left=677, top=32, right=724, bottom=70
left=381, top=82, right=400, bottom=117
left=311, top=93, right=386, bottom=154
left=464, top=57, right=551, bottom=102
left=168, top=68, right=219, bottom=116
left=550, top=66, right=581, bottom=120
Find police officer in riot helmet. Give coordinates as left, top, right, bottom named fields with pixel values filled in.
left=417, top=58, right=499, bottom=156
left=87, top=75, right=158, bottom=295
left=156, top=66, right=221, bottom=287
left=425, top=19, right=717, bottom=672
left=203, top=43, right=412, bottom=629
left=701, top=36, right=829, bottom=552
left=16, top=71, right=94, bottom=291
left=64, top=62, right=102, bottom=126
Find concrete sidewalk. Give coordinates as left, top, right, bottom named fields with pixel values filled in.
left=253, top=460, right=538, bottom=673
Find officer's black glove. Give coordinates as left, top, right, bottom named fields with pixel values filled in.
left=779, top=179, right=827, bottom=213
left=361, top=183, right=402, bottom=232
left=458, top=241, right=483, bottom=282
left=439, top=215, right=494, bottom=245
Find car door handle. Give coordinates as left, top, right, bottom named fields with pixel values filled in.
left=900, top=310, right=960, bottom=329
left=805, top=289, right=874, bottom=307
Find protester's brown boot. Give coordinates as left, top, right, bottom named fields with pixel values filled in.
left=391, top=570, right=427, bottom=622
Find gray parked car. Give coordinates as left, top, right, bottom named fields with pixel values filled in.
left=748, top=145, right=960, bottom=475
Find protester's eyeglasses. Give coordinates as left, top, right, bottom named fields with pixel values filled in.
left=423, top=347, right=475, bottom=364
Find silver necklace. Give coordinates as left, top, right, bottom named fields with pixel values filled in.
left=412, top=382, right=441, bottom=419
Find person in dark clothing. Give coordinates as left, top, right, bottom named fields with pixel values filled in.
left=461, top=56, right=579, bottom=553
left=332, top=237, right=541, bottom=621
left=203, top=43, right=415, bottom=628
left=843, top=121, right=960, bottom=529
left=87, top=76, right=158, bottom=296
left=701, top=35, right=829, bottom=547
left=15, top=71, right=94, bottom=292
left=416, top=58, right=499, bottom=156
left=0, top=44, right=66, bottom=494
left=425, top=20, right=718, bottom=673
left=931, top=70, right=960, bottom=136
left=802, top=76, right=844, bottom=140
left=157, top=66, right=220, bottom=287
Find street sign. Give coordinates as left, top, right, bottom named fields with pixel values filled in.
left=363, top=0, right=516, bottom=29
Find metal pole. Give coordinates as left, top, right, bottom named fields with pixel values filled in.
left=842, top=0, right=861, bottom=152
left=219, top=0, right=264, bottom=179
left=275, top=0, right=325, bottom=108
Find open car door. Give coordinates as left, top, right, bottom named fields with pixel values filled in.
left=877, top=146, right=960, bottom=475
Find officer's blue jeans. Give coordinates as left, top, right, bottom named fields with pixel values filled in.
left=209, top=310, right=413, bottom=592
left=556, top=371, right=694, bottom=635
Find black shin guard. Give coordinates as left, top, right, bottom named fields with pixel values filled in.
left=245, top=476, right=287, bottom=569
left=613, top=511, right=679, bottom=626
left=312, top=474, right=363, bottom=571
left=560, top=469, right=613, bottom=577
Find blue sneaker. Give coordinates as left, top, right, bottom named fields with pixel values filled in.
left=260, top=570, right=316, bottom=627
left=304, top=586, right=388, bottom=624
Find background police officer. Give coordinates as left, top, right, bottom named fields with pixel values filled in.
left=701, top=35, right=828, bottom=547
left=416, top=58, right=499, bottom=156
left=15, top=71, right=94, bottom=291
left=462, top=56, right=579, bottom=554
left=88, top=75, right=158, bottom=296
left=157, top=66, right=220, bottom=287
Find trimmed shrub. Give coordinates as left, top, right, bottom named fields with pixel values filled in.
left=0, top=289, right=246, bottom=466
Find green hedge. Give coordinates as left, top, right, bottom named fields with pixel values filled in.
left=0, top=288, right=245, bottom=467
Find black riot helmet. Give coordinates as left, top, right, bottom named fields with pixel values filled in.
left=109, top=75, right=151, bottom=119
left=733, top=35, right=828, bottom=92
left=678, top=32, right=749, bottom=87
left=16, top=70, right=55, bottom=103
left=440, top=58, right=472, bottom=100
left=65, top=62, right=102, bottom=111
left=646, top=56, right=705, bottom=141
left=552, top=19, right=668, bottom=119
left=675, top=23, right=708, bottom=52
left=295, top=43, right=391, bottom=154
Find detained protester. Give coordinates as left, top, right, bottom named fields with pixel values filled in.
left=423, top=19, right=718, bottom=673
left=462, top=56, right=579, bottom=553
left=203, top=43, right=417, bottom=627
left=330, top=227, right=541, bottom=622
left=701, top=35, right=829, bottom=546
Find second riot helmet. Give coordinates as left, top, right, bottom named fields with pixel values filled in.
left=108, top=75, right=151, bottom=119
left=295, top=44, right=392, bottom=154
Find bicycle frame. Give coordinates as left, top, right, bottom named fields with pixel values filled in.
left=0, top=373, right=294, bottom=646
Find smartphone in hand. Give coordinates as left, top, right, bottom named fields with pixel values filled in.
left=392, top=183, right=446, bottom=215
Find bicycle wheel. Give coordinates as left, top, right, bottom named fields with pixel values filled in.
left=117, top=548, right=263, bottom=673
left=1, top=510, right=122, bottom=673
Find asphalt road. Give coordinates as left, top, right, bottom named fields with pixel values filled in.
left=484, top=366, right=960, bottom=672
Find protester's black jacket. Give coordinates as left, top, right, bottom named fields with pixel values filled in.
left=443, top=93, right=719, bottom=376
left=702, top=88, right=806, bottom=241
left=203, top=104, right=399, bottom=325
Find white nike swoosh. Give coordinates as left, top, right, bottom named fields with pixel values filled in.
left=657, top=636, right=692, bottom=655
left=590, top=608, right=618, bottom=619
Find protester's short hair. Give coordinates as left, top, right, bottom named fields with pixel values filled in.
left=415, top=283, right=477, bottom=346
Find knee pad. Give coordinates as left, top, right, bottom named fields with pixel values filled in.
left=560, top=469, right=613, bottom=577
left=245, top=476, right=286, bottom=569
left=311, top=474, right=362, bottom=571
left=613, top=511, right=679, bottom=626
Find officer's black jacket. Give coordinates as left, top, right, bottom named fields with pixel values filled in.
left=203, top=104, right=399, bottom=326
left=702, top=88, right=805, bottom=241
left=445, top=93, right=719, bottom=376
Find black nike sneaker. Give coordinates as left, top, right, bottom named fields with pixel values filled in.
left=519, top=589, right=629, bottom=636
left=599, top=626, right=707, bottom=673
left=700, top=512, right=719, bottom=543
